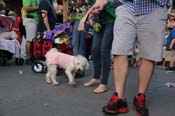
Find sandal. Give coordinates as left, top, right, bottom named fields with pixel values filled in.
left=83, top=79, right=100, bottom=87
left=93, top=84, right=108, bottom=94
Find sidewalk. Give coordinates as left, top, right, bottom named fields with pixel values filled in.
left=0, top=63, right=175, bottom=116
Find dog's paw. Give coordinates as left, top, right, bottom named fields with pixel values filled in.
left=52, top=82, right=59, bottom=86
left=46, top=81, right=52, bottom=84
left=68, top=82, right=76, bottom=87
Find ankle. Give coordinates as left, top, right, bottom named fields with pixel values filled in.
left=137, top=93, right=146, bottom=96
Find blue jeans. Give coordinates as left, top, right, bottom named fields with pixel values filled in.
left=72, top=20, right=89, bottom=57
left=92, top=23, right=114, bottom=85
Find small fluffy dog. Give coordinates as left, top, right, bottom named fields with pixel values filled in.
left=0, top=31, right=18, bottom=40
left=45, top=48, right=89, bottom=86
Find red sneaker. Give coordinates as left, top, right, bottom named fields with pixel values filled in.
left=132, top=93, right=149, bottom=116
left=102, top=92, right=128, bottom=114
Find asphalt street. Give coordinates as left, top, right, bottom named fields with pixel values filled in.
left=0, top=61, right=175, bottom=116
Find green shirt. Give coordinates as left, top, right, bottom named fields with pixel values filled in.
left=22, top=0, right=40, bottom=22
left=71, top=13, right=83, bottom=20
left=99, top=2, right=116, bottom=24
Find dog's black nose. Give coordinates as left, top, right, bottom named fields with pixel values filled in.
left=75, top=71, right=85, bottom=78
left=77, top=69, right=81, bottom=72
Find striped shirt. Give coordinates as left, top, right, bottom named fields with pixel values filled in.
left=112, top=0, right=170, bottom=16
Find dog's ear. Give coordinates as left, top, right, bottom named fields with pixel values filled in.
left=77, top=55, right=82, bottom=59
left=80, top=56, right=89, bottom=70
left=85, top=60, right=89, bottom=70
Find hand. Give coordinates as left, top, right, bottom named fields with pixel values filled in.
left=91, top=0, right=108, bottom=14
left=22, top=6, right=38, bottom=12
left=22, top=6, right=29, bottom=12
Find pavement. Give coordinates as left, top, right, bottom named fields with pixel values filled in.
left=0, top=61, right=175, bottom=116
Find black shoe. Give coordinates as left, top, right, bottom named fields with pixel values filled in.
left=166, top=67, right=175, bottom=72
left=102, top=92, right=128, bottom=114
left=132, top=93, right=149, bottom=116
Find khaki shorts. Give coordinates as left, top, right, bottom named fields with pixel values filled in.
left=111, top=6, right=168, bottom=61
left=163, top=46, right=166, bottom=58
left=23, top=18, right=37, bottom=42
left=165, top=50, right=175, bottom=61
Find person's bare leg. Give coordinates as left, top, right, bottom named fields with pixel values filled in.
left=169, top=60, right=175, bottom=67
left=169, top=39, right=175, bottom=49
left=138, top=59, right=154, bottom=94
left=26, top=41, right=31, bottom=60
left=162, top=59, right=166, bottom=67
left=113, top=55, right=128, bottom=98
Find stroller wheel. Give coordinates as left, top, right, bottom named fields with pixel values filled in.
left=32, top=61, right=44, bottom=73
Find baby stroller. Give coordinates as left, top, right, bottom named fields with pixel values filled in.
left=0, top=16, right=24, bottom=66
left=32, top=23, right=73, bottom=73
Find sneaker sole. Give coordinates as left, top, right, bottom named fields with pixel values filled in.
left=132, top=105, right=149, bottom=116
left=103, top=108, right=128, bottom=114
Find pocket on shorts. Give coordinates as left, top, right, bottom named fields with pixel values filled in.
left=160, top=7, right=168, bottom=21
left=115, top=6, right=125, bottom=17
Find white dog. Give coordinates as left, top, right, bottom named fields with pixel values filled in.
left=45, top=48, right=89, bottom=86
left=0, top=31, right=18, bottom=40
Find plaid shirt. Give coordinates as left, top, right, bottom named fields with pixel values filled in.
left=113, top=0, right=170, bottom=16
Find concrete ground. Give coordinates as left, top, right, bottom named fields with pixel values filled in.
left=0, top=61, right=175, bottom=116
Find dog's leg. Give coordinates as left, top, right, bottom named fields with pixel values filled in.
left=46, top=64, right=52, bottom=84
left=50, top=73, right=59, bottom=85
left=50, top=65, right=59, bottom=85
left=65, top=69, right=76, bottom=86
left=46, top=71, right=52, bottom=84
